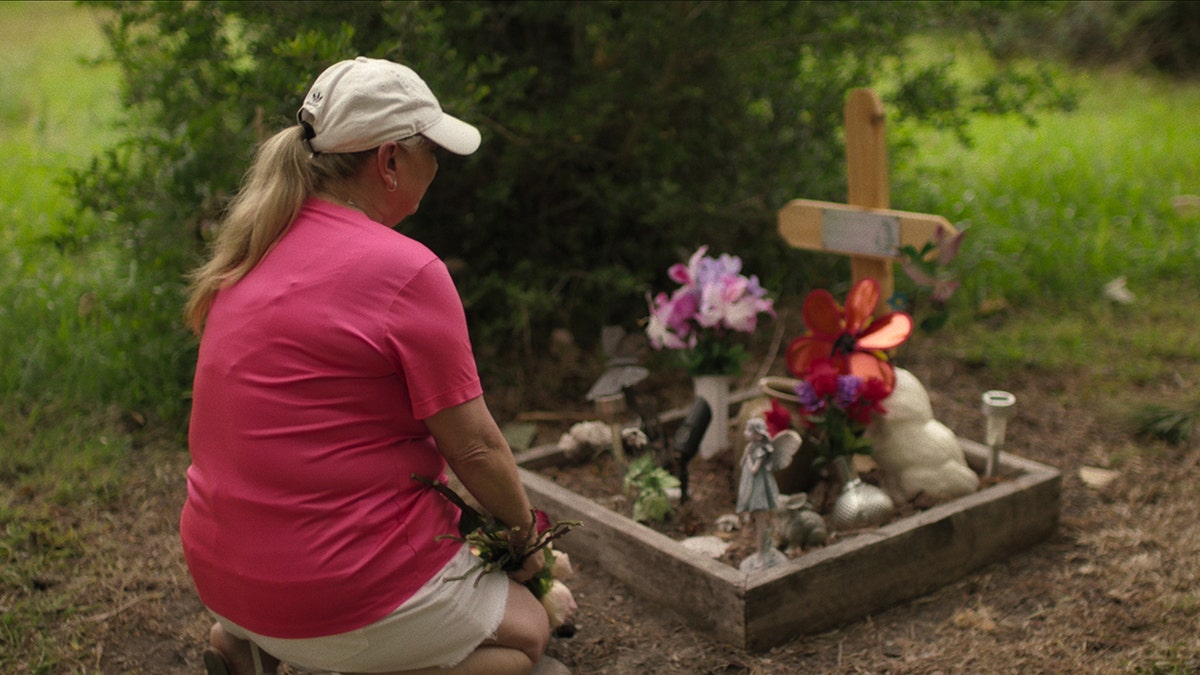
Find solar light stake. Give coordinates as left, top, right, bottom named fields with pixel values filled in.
left=981, top=390, right=1016, bottom=477
left=674, top=398, right=712, bottom=503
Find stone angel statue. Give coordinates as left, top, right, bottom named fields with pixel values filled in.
left=736, top=417, right=802, bottom=572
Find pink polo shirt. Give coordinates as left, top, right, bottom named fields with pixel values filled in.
left=181, top=199, right=479, bottom=638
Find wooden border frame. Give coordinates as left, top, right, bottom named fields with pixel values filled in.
left=518, top=441, right=1060, bottom=649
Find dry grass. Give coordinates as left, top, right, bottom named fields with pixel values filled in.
left=6, top=318, right=1200, bottom=673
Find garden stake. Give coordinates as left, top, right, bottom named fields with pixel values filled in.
left=981, top=390, right=1016, bottom=477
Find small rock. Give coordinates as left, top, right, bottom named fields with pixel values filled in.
left=502, top=422, right=538, bottom=452
left=714, top=513, right=741, bottom=532
left=557, top=420, right=613, bottom=463
left=681, top=535, right=730, bottom=559
left=620, top=426, right=648, bottom=451
left=950, top=605, right=997, bottom=632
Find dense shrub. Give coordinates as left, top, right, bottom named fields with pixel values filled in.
left=963, top=0, right=1200, bottom=77
left=70, top=1, right=1070, bottom=412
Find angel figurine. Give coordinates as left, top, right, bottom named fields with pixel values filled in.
left=736, top=417, right=802, bottom=572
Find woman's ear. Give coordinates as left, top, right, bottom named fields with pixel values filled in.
left=376, top=142, right=396, bottom=170
left=376, top=142, right=400, bottom=190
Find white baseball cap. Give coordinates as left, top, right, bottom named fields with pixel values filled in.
left=297, top=57, right=481, bottom=155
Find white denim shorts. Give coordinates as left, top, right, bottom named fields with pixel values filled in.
left=212, top=544, right=510, bottom=673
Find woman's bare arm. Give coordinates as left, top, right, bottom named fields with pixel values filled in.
left=424, top=396, right=542, bottom=579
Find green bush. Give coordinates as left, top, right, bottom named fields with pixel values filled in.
left=962, top=0, right=1200, bottom=77
left=70, top=1, right=1070, bottom=413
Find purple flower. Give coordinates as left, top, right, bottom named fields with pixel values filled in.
left=834, top=375, right=863, bottom=409
left=795, top=380, right=821, bottom=413
left=664, top=247, right=774, bottom=333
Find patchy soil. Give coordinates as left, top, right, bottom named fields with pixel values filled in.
left=12, top=327, right=1200, bottom=674
left=541, top=447, right=773, bottom=566
left=536, top=445, right=948, bottom=570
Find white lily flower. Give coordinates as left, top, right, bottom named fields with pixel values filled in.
left=540, top=580, right=578, bottom=629
left=549, top=550, right=573, bottom=581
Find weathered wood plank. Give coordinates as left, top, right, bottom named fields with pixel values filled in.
left=844, top=87, right=895, bottom=301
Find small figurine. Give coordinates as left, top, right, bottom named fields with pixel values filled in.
left=775, top=493, right=828, bottom=554
left=736, top=418, right=801, bottom=572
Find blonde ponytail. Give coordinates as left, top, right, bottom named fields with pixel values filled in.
left=184, top=126, right=373, bottom=334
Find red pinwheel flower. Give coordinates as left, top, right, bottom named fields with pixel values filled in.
left=786, top=278, right=913, bottom=393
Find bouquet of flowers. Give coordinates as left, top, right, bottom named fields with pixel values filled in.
left=792, top=360, right=891, bottom=467
left=782, top=278, right=913, bottom=465
left=414, top=475, right=582, bottom=633
left=645, top=246, right=774, bottom=376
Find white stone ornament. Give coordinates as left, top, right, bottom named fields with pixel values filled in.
left=866, top=368, right=979, bottom=502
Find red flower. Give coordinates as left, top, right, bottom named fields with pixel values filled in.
left=807, top=359, right=840, bottom=398
left=846, top=377, right=891, bottom=425
left=786, top=278, right=913, bottom=393
left=534, top=509, right=552, bottom=534
left=764, top=398, right=793, bottom=437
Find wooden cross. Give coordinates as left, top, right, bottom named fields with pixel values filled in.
left=777, top=88, right=956, bottom=308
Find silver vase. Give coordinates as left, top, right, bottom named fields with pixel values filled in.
left=829, top=456, right=893, bottom=531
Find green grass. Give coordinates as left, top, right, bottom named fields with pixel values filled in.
left=0, top=0, right=125, bottom=392
left=895, top=68, right=1200, bottom=309
left=0, top=7, right=141, bottom=664
left=0, top=2, right=194, bottom=426
left=0, top=402, right=138, bottom=673
left=922, top=276, right=1200, bottom=399
left=884, top=60, right=1200, bottom=427
left=4, top=5, right=1197, bottom=419
left=1, top=4, right=1196, bottom=453
left=0, top=1, right=121, bottom=237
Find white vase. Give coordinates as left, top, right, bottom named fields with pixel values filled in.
left=692, top=374, right=732, bottom=459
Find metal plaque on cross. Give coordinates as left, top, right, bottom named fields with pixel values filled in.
left=777, top=88, right=956, bottom=306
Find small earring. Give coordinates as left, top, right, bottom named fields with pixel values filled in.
left=388, top=180, right=397, bottom=192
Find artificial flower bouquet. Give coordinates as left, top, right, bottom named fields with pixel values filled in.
left=775, top=278, right=913, bottom=467
left=645, top=246, right=775, bottom=376
left=414, top=474, right=582, bottom=634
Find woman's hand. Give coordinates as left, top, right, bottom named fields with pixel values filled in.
left=508, top=548, right=546, bottom=584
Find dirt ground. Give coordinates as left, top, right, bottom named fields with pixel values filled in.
left=44, top=333, right=1200, bottom=674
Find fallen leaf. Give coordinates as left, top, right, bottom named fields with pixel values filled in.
left=950, top=606, right=997, bottom=632
left=1079, top=466, right=1120, bottom=490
